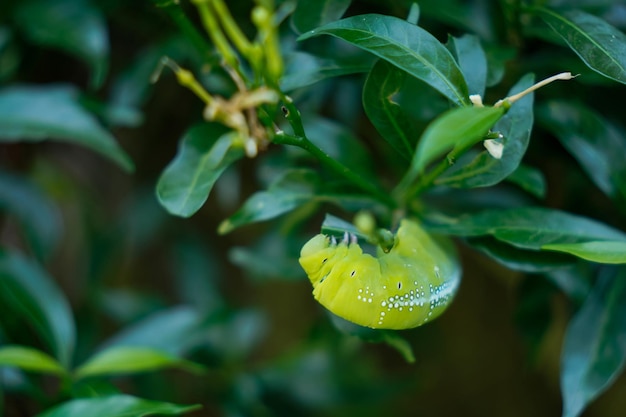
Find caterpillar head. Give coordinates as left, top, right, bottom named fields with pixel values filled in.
left=299, top=232, right=360, bottom=285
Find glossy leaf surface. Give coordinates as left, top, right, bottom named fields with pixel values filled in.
left=0, top=85, right=133, bottom=171
left=560, top=267, right=626, bottom=417
left=363, top=60, right=415, bottom=160
left=219, top=169, right=317, bottom=234
left=447, top=34, right=487, bottom=96
left=538, top=100, right=626, bottom=202
left=543, top=241, right=626, bottom=264
left=534, top=8, right=626, bottom=84
left=400, top=105, right=504, bottom=189
left=0, top=170, right=62, bottom=260
left=428, top=207, right=626, bottom=253
left=0, top=250, right=75, bottom=367
left=299, top=14, right=470, bottom=105
left=156, top=123, right=244, bottom=217
left=35, top=395, right=201, bottom=417
left=291, top=0, right=352, bottom=34
left=0, top=345, right=66, bottom=375
left=75, top=346, right=204, bottom=379
left=14, top=0, right=109, bottom=88
left=437, top=74, right=534, bottom=188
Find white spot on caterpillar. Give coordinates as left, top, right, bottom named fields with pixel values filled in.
left=380, top=312, right=385, bottom=316
left=368, top=298, right=372, bottom=303
left=381, top=301, right=386, bottom=307
left=359, top=289, right=363, bottom=293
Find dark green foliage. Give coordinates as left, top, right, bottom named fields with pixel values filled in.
left=1, top=0, right=626, bottom=416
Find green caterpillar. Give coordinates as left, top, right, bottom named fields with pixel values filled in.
left=299, top=219, right=461, bottom=330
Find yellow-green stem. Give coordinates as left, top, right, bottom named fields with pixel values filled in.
left=157, top=57, right=214, bottom=105
left=273, top=132, right=396, bottom=208
left=211, top=0, right=254, bottom=56
left=193, top=0, right=239, bottom=69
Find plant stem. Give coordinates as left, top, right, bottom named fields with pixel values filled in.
left=154, top=57, right=214, bottom=105
left=211, top=0, right=254, bottom=56
left=192, top=0, right=240, bottom=70
left=273, top=132, right=396, bottom=208
left=275, top=93, right=393, bottom=207
left=403, top=157, right=451, bottom=200
left=279, top=94, right=306, bottom=137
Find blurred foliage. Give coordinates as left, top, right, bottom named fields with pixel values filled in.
left=0, top=0, right=626, bottom=416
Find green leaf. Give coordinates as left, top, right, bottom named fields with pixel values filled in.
left=14, top=0, right=109, bottom=88
left=35, top=395, right=201, bottom=417
left=281, top=51, right=374, bottom=91
left=229, top=229, right=306, bottom=281
left=156, top=123, right=244, bottom=217
left=514, top=278, right=555, bottom=361
left=446, top=34, right=487, bottom=97
left=533, top=7, right=626, bottom=84
left=171, top=239, right=224, bottom=314
left=380, top=331, right=416, bottom=363
left=101, top=306, right=205, bottom=356
left=0, top=170, right=62, bottom=261
left=321, top=213, right=368, bottom=241
left=74, top=346, right=204, bottom=380
left=71, top=379, right=121, bottom=398
left=0, top=85, right=133, bottom=172
left=328, top=314, right=415, bottom=363
left=545, top=265, right=592, bottom=306
left=291, top=0, right=352, bottom=34
left=401, top=105, right=504, bottom=188
left=506, top=164, right=547, bottom=199
left=427, top=207, right=626, bottom=251
left=301, top=116, right=376, bottom=181
left=537, top=100, right=626, bottom=202
left=299, top=14, right=470, bottom=105
left=560, top=267, right=626, bottom=417
left=0, top=345, right=66, bottom=375
left=467, top=237, right=575, bottom=272
left=0, top=250, right=75, bottom=367
left=543, top=241, right=626, bottom=264
left=219, top=169, right=317, bottom=234
left=0, top=27, right=19, bottom=83
left=436, top=74, right=534, bottom=188
left=203, top=309, right=267, bottom=361
left=363, top=60, right=415, bottom=160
